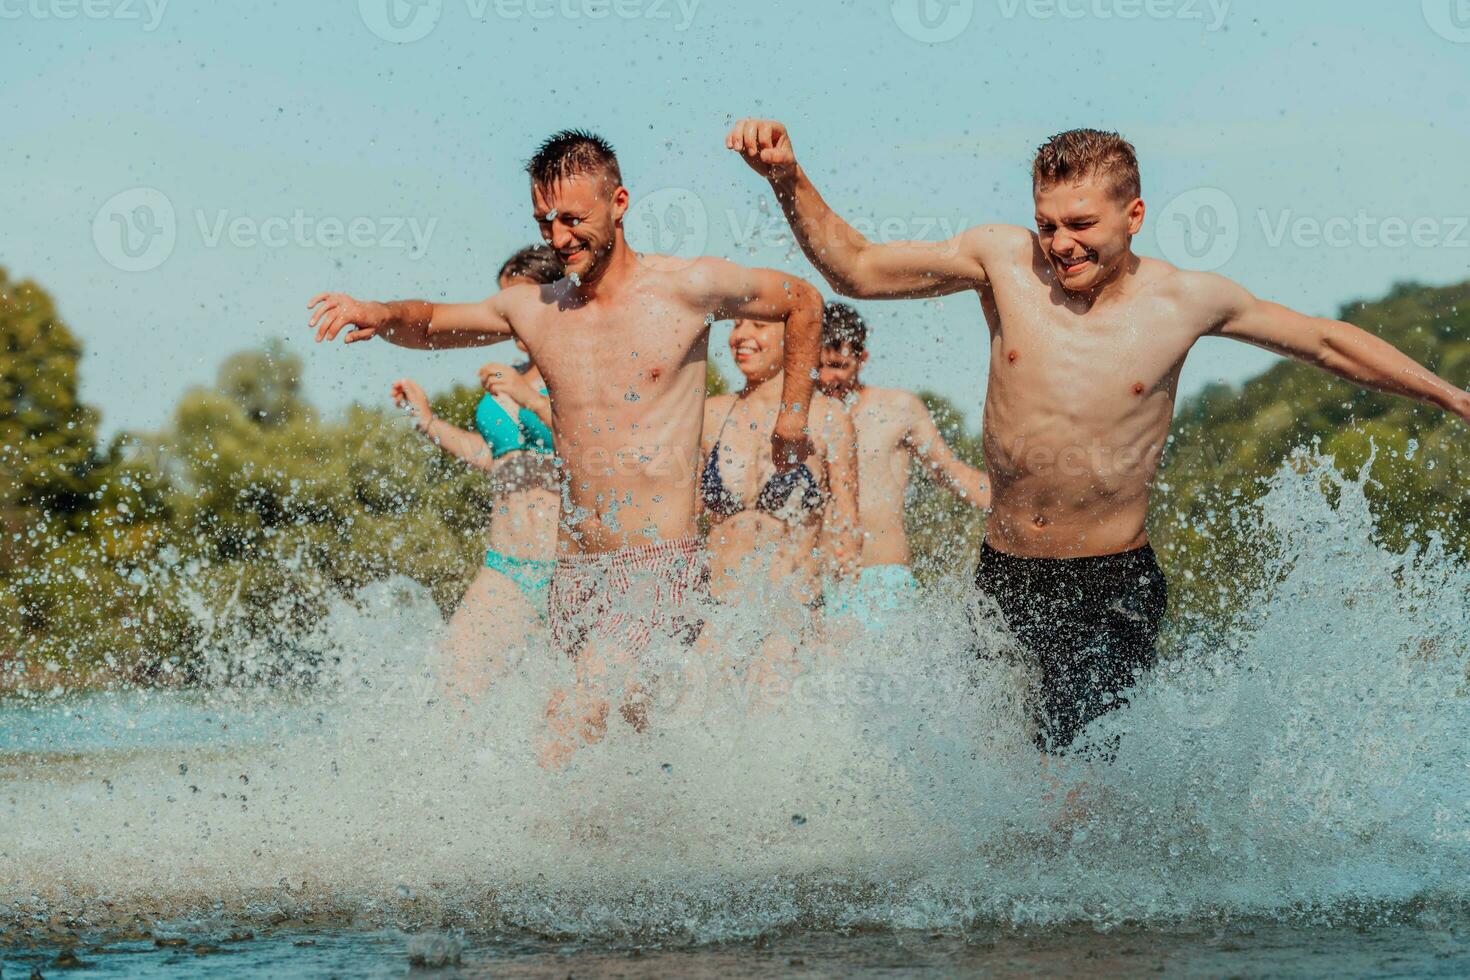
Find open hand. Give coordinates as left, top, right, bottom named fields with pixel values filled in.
left=308, top=292, right=388, bottom=343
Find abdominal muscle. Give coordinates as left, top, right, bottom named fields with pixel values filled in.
left=981, top=420, right=1165, bottom=559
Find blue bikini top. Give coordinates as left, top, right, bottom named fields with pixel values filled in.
left=475, top=388, right=553, bottom=459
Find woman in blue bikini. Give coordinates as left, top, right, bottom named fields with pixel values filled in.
left=391, top=246, right=561, bottom=698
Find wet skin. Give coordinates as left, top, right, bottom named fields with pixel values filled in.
left=727, top=118, right=1470, bottom=558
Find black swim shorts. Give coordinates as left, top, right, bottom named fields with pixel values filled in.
left=974, top=541, right=1168, bottom=755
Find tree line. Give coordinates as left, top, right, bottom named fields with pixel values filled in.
left=2, top=267, right=1466, bottom=688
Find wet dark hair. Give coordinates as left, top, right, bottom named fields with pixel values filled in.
left=497, top=244, right=562, bottom=285
left=821, top=301, right=867, bottom=354
left=1032, top=128, right=1141, bottom=202
left=525, top=129, right=622, bottom=192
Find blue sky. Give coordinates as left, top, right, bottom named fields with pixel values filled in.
left=4, top=0, right=1469, bottom=437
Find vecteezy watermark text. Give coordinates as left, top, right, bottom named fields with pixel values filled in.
left=359, top=0, right=699, bottom=43
left=1258, top=210, right=1470, bottom=251
left=93, top=187, right=438, bottom=272
left=995, top=0, right=1229, bottom=30
left=1156, top=187, right=1469, bottom=272
left=891, top=0, right=1227, bottom=42
left=0, top=0, right=168, bottom=30
left=194, top=210, right=437, bottom=254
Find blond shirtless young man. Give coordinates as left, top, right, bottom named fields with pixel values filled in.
left=816, top=301, right=991, bottom=622
left=727, top=119, right=1470, bottom=755
left=309, top=130, right=824, bottom=758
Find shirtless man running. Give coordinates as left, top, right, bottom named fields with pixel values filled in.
left=727, top=119, right=1470, bottom=755
left=816, top=300, right=990, bottom=622
left=309, top=129, right=823, bottom=756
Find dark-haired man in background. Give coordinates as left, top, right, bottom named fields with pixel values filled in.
left=816, top=301, right=990, bottom=624
left=309, top=130, right=824, bottom=764
left=728, top=118, right=1470, bottom=757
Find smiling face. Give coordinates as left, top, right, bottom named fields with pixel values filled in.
left=728, top=318, right=784, bottom=384
left=1033, top=175, right=1144, bottom=294
left=531, top=172, right=628, bottom=284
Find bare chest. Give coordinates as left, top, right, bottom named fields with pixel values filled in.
left=521, top=296, right=707, bottom=424
left=984, top=277, right=1194, bottom=415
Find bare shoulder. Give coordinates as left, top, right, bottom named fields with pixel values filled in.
left=962, top=223, right=1036, bottom=266
left=863, top=385, right=927, bottom=420
left=1148, top=261, right=1252, bottom=327
left=963, top=222, right=1035, bottom=254
left=498, top=280, right=560, bottom=333
left=671, top=254, right=742, bottom=295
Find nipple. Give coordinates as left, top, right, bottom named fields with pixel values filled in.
left=1007, top=350, right=1019, bottom=364
left=1132, top=381, right=1146, bottom=395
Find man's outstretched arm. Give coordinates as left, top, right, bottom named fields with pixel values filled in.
left=905, top=395, right=992, bottom=509
left=1202, top=276, right=1470, bottom=422
left=308, top=291, right=517, bottom=349
left=693, top=258, right=824, bottom=470
left=725, top=118, right=994, bottom=301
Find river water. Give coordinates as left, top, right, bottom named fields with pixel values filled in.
left=2, top=459, right=1466, bottom=976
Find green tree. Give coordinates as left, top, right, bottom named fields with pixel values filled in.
left=0, top=269, right=107, bottom=580
left=1150, top=279, right=1470, bottom=629
left=906, top=391, right=988, bottom=582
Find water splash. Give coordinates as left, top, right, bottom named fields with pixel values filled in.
left=1, top=455, right=1466, bottom=944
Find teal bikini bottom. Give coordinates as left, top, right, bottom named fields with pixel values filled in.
left=485, top=549, right=555, bottom=617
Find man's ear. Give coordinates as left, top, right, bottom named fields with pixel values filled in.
left=858, top=349, right=870, bottom=367
left=1126, top=197, right=1146, bottom=237
left=611, top=184, right=630, bottom=224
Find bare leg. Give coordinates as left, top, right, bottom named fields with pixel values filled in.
left=440, top=566, right=541, bottom=706
left=537, top=632, right=662, bottom=768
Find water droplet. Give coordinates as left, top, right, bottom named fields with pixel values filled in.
left=790, top=814, right=806, bottom=826
left=660, top=762, right=672, bottom=774
left=624, top=390, right=640, bottom=402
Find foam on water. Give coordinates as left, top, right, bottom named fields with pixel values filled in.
left=2, top=455, right=1467, bottom=943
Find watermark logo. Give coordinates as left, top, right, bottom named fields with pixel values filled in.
left=728, top=206, right=973, bottom=252
left=93, top=187, right=177, bottom=272
left=1258, top=210, right=1469, bottom=250
left=1422, top=0, right=1470, bottom=43
left=469, top=0, right=701, bottom=30
left=359, top=0, right=442, bottom=42
left=194, top=210, right=437, bottom=256
left=360, top=0, right=699, bottom=41
left=93, top=189, right=438, bottom=270
left=624, top=187, right=709, bottom=268
left=891, top=0, right=974, bottom=42
left=0, top=0, right=170, bottom=30
left=1154, top=187, right=1239, bottom=271
left=995, top=0, right=1230, bottom=31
